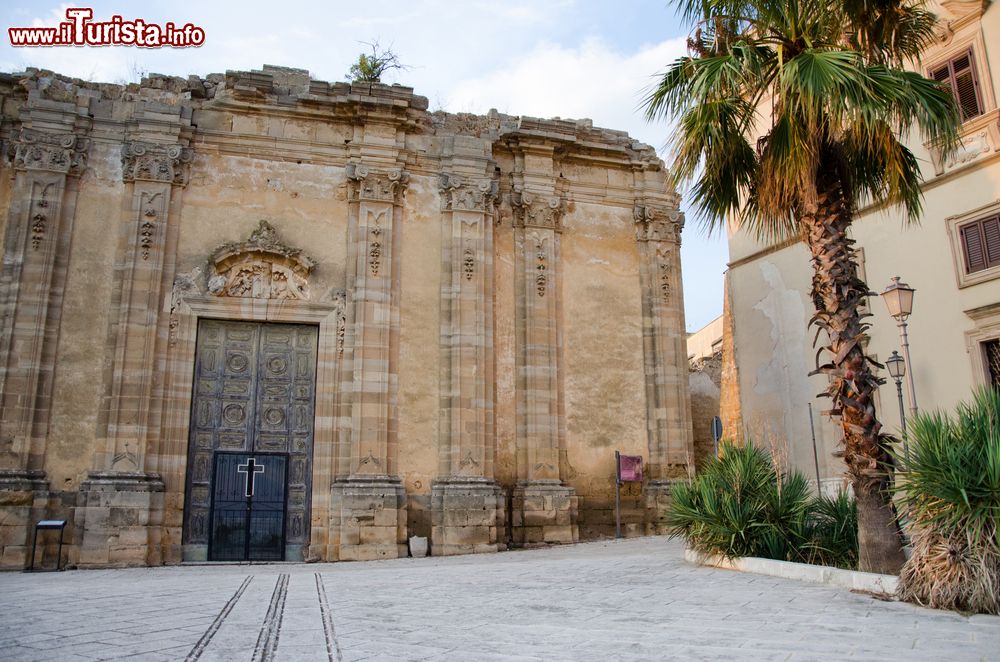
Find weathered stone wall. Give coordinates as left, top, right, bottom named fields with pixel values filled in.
left=689, top=351, right=721, bottom=469
left=0, top=65, right=693, bottom=567
left=719, top=273, right=744, bottom=446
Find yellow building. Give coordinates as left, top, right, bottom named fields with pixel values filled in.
left=724, top=0, right=1000, bottom=491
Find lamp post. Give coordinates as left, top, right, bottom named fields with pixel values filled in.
left=886, top=350, right=909, bottom=462
left=880, top=277, right=918, bottom=416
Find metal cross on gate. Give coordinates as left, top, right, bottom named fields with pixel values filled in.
left=236, top=457, right=265, bottom=497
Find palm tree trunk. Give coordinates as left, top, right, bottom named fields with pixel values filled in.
left=799, top=155, right=906, bottom=575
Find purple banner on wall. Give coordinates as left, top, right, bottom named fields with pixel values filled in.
left=618, top=454, right=643, bottom=482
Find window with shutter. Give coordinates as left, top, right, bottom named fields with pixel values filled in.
left=959, top=215, right=1000, bottom=274
left=929, top=49, right=984, bottom=122
left=984, top=217, right=1000, bottom=266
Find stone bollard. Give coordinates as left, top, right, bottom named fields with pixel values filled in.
left=408, top=535, right=428, bottom=558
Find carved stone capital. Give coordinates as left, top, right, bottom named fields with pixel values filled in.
left=207, top=220, right=316, bottom=300
left=439, top=173, right=498, bottom=212
left=940, top=0, right=990, bottom=22
left=934, top=20, right=955, bottom=46
left=634, top=202, right=684, bottom=243
left=346, top=162, right=408, bottom=205
left=121, top=142, right=193, bottom=186
left=511, top=189, right=564, bottom=231
left=9, top=128, right=89, bottom=175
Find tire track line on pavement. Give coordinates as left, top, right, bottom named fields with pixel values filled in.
left=252, top=573, right=289, bottom=662
left=185, top=575, right=252, bottom=661
left=315, top=572, right=343, bottom=662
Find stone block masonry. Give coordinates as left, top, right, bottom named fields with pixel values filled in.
left=0, top=64, right=693, bottom=566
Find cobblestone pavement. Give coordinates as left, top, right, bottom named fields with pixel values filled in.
left=1, top=537, right=997, bottom=661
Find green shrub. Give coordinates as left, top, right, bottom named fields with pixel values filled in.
left=668, top=441, right=858, bottom=569
left=895, top=387, right=1000, bottom=615
left=807, top=491, right=859, bottom=570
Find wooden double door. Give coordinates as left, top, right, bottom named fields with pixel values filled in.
left=183, top=320, right=318, bottom=561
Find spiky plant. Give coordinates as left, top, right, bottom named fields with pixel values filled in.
left=895, top=388, right=1000, bottom=614
left=806, top=491, right=859, bottom=569
left=669, top=441, right=858, bottom=565
left=644, top=0, right=960, bottom=573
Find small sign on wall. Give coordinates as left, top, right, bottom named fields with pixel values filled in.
left=618, top=454, right=643, bottom=482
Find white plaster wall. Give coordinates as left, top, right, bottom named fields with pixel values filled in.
left=728, top=245, right=844, bottom=483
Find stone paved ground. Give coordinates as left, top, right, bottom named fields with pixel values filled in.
left=0, top=537, right=997, bottom=661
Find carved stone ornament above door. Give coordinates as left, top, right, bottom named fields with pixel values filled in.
left=207, top=220, right=316, bottom=300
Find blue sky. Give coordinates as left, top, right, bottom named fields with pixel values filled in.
left=1, top=1, right=728, bottom=331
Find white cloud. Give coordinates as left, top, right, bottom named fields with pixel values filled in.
left=31, top=3, right=72, bottom=28
left=443, top=36, right=686, bottom=150
left=461, top=0, right=576, bottom=23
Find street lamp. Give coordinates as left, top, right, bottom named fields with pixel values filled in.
left=881, top=277, right=918, bottom=417
left=886, top=350, right=909, bottom=462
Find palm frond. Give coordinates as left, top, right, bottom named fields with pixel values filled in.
left=841, top=120, right=923, bottom=221
left=641, top=0, right=960, bottom=242
left=842, top=0, right=939, bottom=64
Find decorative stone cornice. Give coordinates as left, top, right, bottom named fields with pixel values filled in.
left=511, top=189, right=564, bottom=231
left=940, top=0, right=990, bottom=22
left=439, top=173, right=498, bottom=212
left=924, top=108, right=1000, bottom=177
left=121, top=142, right=193, bottom=186
left=9, top=129, right=89, bottom=176
left=934, top=0, right=990, bottom=40
left=634, top=202, right=684, bottom=243
left=207, top=220, right=316, bottom=300
left=346, top=162, right=408, bottom=205
left=933, top=22, right=952, bottom=46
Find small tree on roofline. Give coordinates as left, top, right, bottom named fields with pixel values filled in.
left=346, top=41, right=408, bottom=83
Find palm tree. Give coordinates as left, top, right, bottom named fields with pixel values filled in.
left=643, top=0, right=959, bottom=574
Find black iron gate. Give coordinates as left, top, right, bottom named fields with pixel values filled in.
left=209, top=453, right=288, bottom=561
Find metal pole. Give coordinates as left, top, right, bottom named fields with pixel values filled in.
left=897, top=319, right=918, bottom=416
left=506, top=487, right=513, bottom=546
left=29, top=524, right=38, bottom=572
left=614, top=450, right=622, bottom=539
left=808, top=403, right=822, bottom=495
left=56, top=526, right=65, bottom=572
left=895, top=378, right=909, bottom=463
left=711, top=416, right=722, bottom=458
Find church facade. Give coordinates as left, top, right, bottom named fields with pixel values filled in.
left=0, top=65, right=692, bottom=567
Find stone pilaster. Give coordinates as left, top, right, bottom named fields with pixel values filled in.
left=634, top=198, right=694, bottom=534
left=431, top=172, right=505, bottom=555
left=0, top=119, right=89, bottom=568
left=76, top=139, right=191, bottom=567
left=329, top=162, right=408, bottom=561
left=510, top=188, right=578, bottom=546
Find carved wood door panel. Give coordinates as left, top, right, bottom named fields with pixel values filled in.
left=183, top=320, right=318, bottom=560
